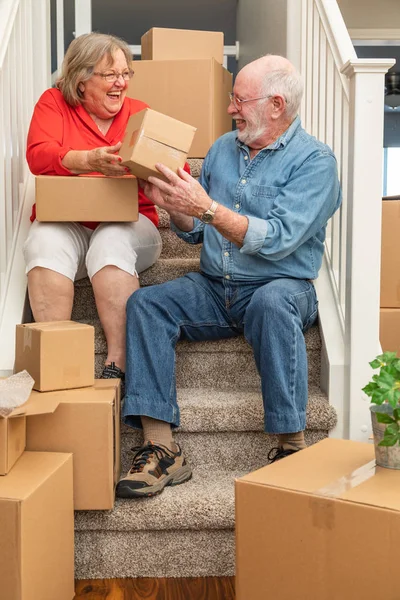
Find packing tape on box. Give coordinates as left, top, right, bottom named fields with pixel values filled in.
left=313, top=459, right=376, bottom=498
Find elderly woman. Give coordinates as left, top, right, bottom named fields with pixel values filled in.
left=24, top=33, right=162, bottom=386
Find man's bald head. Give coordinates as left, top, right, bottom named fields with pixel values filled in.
left=237, top=55, right=303, bottom=120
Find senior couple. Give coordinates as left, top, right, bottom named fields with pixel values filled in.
left=25, top=33, right=341, bottom=499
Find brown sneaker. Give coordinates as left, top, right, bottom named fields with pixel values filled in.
left=116, top=442, right=192, bottom=498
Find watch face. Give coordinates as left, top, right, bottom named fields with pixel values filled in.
left=201, top=212, right=214, bottom=223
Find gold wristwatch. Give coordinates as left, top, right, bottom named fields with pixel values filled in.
left=199, top=200, right=219, bottom=224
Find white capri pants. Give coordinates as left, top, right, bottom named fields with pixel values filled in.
left=23, top=216, right=162, bottom=281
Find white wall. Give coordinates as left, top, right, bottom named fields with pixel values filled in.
left=237, top=0, right=288, bottom=69
left=337, top=0, right=400, bottom=30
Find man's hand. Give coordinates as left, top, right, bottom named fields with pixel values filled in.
left=146, top=163, right=213, bottom=218
left=86, top=142, right=128, bottom=176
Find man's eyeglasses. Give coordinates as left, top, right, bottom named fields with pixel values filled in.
left=93, top=69, right=134, bottom=83
left=228, top=92, right=273, bottom=112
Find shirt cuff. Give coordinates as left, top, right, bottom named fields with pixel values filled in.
left=170, top=217, right=204, bottom=239
left=240, top=216, right=268, bottom=254
left=55, top=148, right=75, bottom=175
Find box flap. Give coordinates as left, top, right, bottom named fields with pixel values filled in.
left=18, top=320, right=92, bottom=332
left=0, top=451, right=73, bottom=500
left=142, top=109, right=196, bottom=153
left=7, top=391, right=61, bottom=418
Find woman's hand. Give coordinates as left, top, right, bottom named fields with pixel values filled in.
left=86, top=142, right=128, bottom=176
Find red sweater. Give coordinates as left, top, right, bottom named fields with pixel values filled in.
left=26, top=88, right=157, bottom=228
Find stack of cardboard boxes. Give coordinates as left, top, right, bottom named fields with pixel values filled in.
left=128, top=27, right=233, bottom=159
left=380, top=196, right=400, bottom=353
left=0, top=320, right=121, bottom=599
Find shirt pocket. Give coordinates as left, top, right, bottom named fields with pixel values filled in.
left=252, top=185, right=280, bottom=198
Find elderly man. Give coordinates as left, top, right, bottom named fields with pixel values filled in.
left=116, top=55, right=342, bottom=499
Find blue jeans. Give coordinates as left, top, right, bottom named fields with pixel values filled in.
left=123, top=273, right=318, bottom=434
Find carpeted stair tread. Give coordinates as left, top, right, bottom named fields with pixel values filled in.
left=75, top=529, right=234, bottom=579
left=75, top=466, right=242, bottom=532
left=90, top=318, right=320, bottom=354
left=119, top=430, right=330, bottom=473
left=160, top=228, right=201, bottom=259
left=118, top=386, right=335, bottom=434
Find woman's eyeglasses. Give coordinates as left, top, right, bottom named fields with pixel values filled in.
left=93, top=69, right=134, bottom=83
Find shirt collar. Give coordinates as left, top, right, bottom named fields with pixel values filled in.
left=235, top=115, right=301, bottom=153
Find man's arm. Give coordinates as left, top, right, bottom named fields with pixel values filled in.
left=146, top=164, right=249, bottom=246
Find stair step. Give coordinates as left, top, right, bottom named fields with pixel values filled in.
left=159, top=227, right=201, bottom=259
left=94, top=341, right=321, bottom=390
left=75, top=466, right=239, bottom=533
left=119, top=386, right=335, bottom=434
left=119, top=428, right=330, bottom=473
left=75, top=529, right=235, bottom=579
left=72, top=258, right=201, bottom=321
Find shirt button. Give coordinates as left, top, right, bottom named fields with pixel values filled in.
left=244, top=156, right=248, bottom=160
left=241, top=179, right=247, bottom=184
left=235, top=203, right=240, bottom=209
left=225, top=275, right=230, bottom=280
left=224, top=251, right=229, bottom=257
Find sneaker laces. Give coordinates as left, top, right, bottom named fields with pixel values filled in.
left=128, top=442, right=175, bottom=474
left=268, top=446, right=298, bottom=463
left=102, top=362, right=125, bottom=380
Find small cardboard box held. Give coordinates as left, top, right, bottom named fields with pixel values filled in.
left=381, top=197, right=400, bottom=307
left=0, top=389, right=61, bottom=475
left=26, top=379, right=121, bottom=510
left=35, top=175, right=138, bottom=222
left=0, top=451, right=74, bottom=600
left=120, top=108, right=196, bottom=180
left=15, top=321, right=94, bottom=392
left=127, top=59, right=232, bottom=158
left=236, top=438, right=400, bottom=600
left=141, top=27, right=224, bottom=64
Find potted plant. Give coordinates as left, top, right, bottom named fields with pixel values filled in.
left=363, top=350, right=400, bottom=469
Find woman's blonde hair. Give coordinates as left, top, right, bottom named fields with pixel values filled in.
left=56, top=32, right=132, bottom=106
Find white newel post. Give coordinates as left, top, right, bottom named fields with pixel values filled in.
left=342, top=59, right=395, bottom=442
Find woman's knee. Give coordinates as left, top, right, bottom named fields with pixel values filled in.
left=23, top=221, right=88, bottom=279
left=87, top=219, right=161, bottom=277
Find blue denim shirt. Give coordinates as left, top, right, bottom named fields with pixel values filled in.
left=171, top=116, right=342, bottom=282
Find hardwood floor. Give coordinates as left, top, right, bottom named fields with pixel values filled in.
left=74, top=577, right=236, bottom=599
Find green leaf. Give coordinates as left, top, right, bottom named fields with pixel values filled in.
left=376, top=370, right=396, bottom=389
left=362, top=382, right=379, bottom=395
left=393, top=408, right=400, bottom=421
left=386, top=422, right=400, bottom=435
left=378, top=435, right=399, bottom=447
left=370, top=359, right=382, bottom=369
left=376, top=413, right=396, bottom=424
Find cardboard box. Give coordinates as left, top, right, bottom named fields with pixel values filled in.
left=35, top=175, right=138, bottom=222
left=141, top=27, right=224, bottom=64
left=120, top=108, right=196, bottom=180
left=127, top=59, right=232, bottom=158
left=26, top=379, right=120, bottom=510
left=0, top=451, right=74, bottom=600
left=381, top=198, right=400, bottom=307
left=380, top=307, right=400, bottom=354
left=0, top=390, right=60, bottom=475
left=236, top=438, right=400, bottom=600
left=15, top=321, right=94, bottom=392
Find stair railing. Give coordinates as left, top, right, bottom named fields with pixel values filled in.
left=0, top=0, right=51, bottom=375
left=295, top=0, right=395, bottom=441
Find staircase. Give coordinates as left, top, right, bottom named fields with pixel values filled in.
left=71, top=158, right=337, bottom=579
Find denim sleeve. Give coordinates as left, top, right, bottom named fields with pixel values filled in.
left=170, top=217, right=204, bottom=243
left=169, top=152, right=212, bottom=244
left=240, top=151, right=341, bottom=260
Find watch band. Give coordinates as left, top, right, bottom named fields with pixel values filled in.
left=199, top=200, right=219, bottom=223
